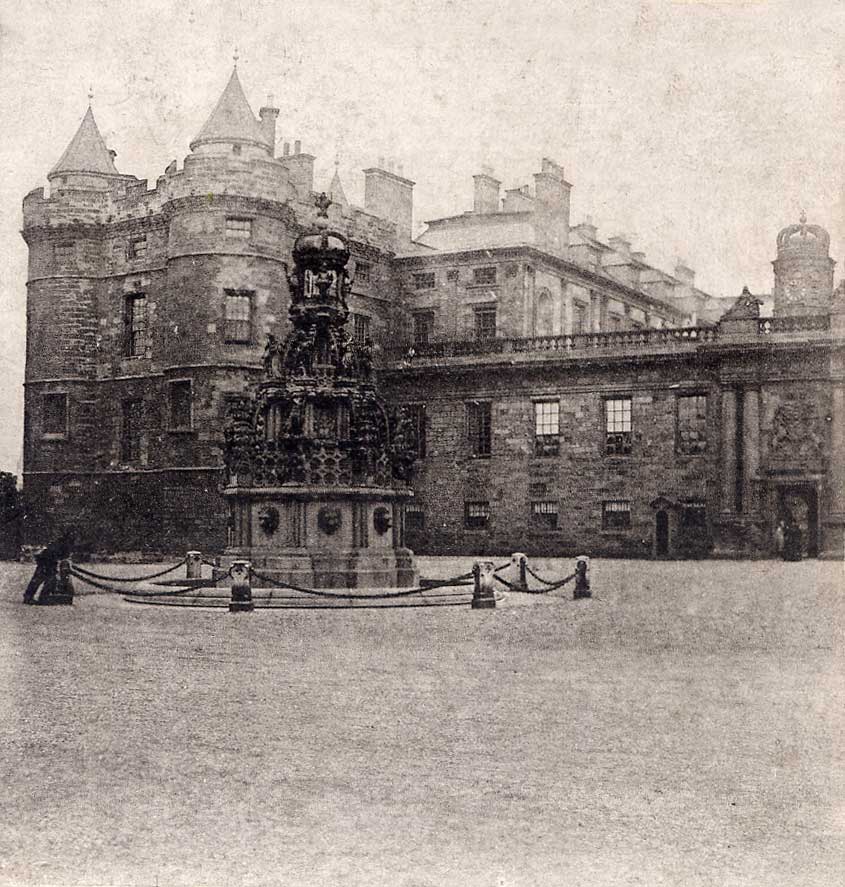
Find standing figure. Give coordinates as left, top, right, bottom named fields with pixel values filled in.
left=774, top=519, right=785, bottom=556
left=24, top=528, right=75, bottom=604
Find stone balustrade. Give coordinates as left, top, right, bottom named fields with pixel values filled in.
left=383, top=315, right=834, bottom=364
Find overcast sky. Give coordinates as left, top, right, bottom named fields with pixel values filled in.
left=0, top=0, right=842, bottom=474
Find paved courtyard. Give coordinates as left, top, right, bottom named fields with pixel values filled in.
left=1, top=557, right=842, bottom=887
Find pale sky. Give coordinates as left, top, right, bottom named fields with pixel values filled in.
left=0, top=0, right=843, bottom=474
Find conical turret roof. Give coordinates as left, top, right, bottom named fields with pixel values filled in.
left=329, top=166, right=349, bottom=208
left=49, top=106, right=120, bottom=177
left=190, top=67, right=269, bottom=151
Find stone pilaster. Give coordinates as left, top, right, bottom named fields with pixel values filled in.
left=720, top=387, right=738, bottom=513
left=742, top=387, right=760, bottom=513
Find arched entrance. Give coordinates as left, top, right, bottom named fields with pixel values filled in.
left=777, top=485, right=819, bottom=558
left=655, top=510, right=670, bottom=557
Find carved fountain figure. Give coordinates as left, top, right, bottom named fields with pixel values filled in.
left=220, top=194, right=418, bottom=588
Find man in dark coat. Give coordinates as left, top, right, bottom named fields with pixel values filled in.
left=23, top=529, right=75, bottom=604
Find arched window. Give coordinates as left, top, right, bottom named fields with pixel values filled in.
left=535, top=288, right=554, bottom=336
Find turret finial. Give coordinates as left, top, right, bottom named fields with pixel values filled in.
left=233, top=45, right=239, bottom=67
left=87, top=85, right=94, bottom=105
left=799, top=209, right=807, bottom=226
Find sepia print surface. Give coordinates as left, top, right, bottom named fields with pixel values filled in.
left=0, top=1, right=843, bottom=885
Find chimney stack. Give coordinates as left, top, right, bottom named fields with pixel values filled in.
left=473, top=169, right=501, bottom=214
left=363, top=165, right=415, bottom=244
left=281, top=141, right=314, bottom=197
left=533, top=158, right=571, bottom=251
left=259, top=94, right=280, bottom=156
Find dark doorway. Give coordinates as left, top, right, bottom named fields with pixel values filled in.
left=655, top=510, right=669, bottom=557
left=778, top=486, right=819, bottom=558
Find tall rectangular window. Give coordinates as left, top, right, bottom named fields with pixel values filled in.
left=406, top=503, right=425, bottom=531
left=128, top=236, right=147, bottom=259
left=464, top=501, right=490, bottom=530
left=473, top=266, right=497, bottom=286
left=573, top=301, right=587, bottom=334
left=676, top=394, right=708, bottom=455
left=125, top=293, right=149, bottom=358
left=532, top=501, right=559, bottom=529
left=355, top=261, right=371, bottom=283
left=352, top=313, right=371, bottom=344
left=42, top=393, right=68, bottom=437
left=121, top=399, right=143, bottom=462
left=226, top=217, right=252, bottom=239
left=602, top=500, right=631, bottom=530
left=413, top=311, right=435, bottom=346
left=605, top=397, right=632, bottom=455
left=412, top=272, right=435, bottom=290
left=474, top=306, right=497, bottom=340
left=168, top=380, right=192, bottom=431
left=534, top=400, right=560, bottom=456
left=466, top=401, right=491, bottom=457
left=405, top=403, right=427, bottom=459
left=225, top=291, right=253, bottom=343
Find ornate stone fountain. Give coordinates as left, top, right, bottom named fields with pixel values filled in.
left=220, top=194, right=418, bottom=589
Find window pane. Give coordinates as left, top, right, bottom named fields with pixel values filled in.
left=412, top=272, right=435, bottom=290
left=225, top=293, right=252, bottom=343
left=605, top=397, right=632, bottom=455
left=532, top=501, right=558, bottom=529
left=352, top=313, right=371, bottom=345
left=464, top=501, right=490, bottom=529
left=126, top=294, right=149, bottom=357
left=467, top=402, right=491, bottom=456
left=677, top=394, right=707, bottom=455
left=42, top=394, right=67, bottom=435
left=602, top=500, right=631, bottom=529
left=169, top=381, right=192, bottom=429
left=475, top=307, right=496, bottom=340
left=473, top=266, right=497, bottom=285
left=413, top=312, right=434, bottom=346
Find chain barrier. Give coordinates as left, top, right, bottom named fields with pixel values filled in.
left=494, top=570, right=578, bottom=594
left=248, top=566, right=473, bottom=600
left=523, top=564, right=562, bottom=587
left=69, top=567, right=201, bottom=598
left=70, top=559, right=187, bottom=584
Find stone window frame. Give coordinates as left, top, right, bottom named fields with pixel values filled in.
left=472, top=266, right=497, bottom=286
left=474, top=304, right=497, bottom=340
left=41, top=391, right=69, bottom=440
left=572, top=300, right=588, bottom=335
left=405, top=503, right=425, bottom=531
left=354, top=260, right=372, bottom=284
left=412, top=310, right=435, bottom=346
left=602, top=499, right=632, bottom=530
left=225, top=216, right=253, bottom=240
left=404, top=402, right=427, bottom=459
left=125, top=292, right=151, bottom=359
left=167, top=379, right=193, bottom=433
left=603, top=395, right=633, bottom=456
left=464, top=500, right=490, bottom=530
left=446, top=268, right=459, bottom=282
left=531, top=500, right=559, bottom=530
left=120, top=398, right=144, bottom=464
left=127, top=235, right=148, bottom=260
left=224, top=289, right=254, bottom=344
left=352, top=312, right=371, bottom=345
left=675, top=392, right=708, bottom=456
left=466, top=400, right=492, bottom=458
left=533, top=398, right=560, bottom=457
left=412, top=271, right=436, bottom=290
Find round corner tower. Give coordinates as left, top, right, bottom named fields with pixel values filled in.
left=772, top=212, right=836, bottom=317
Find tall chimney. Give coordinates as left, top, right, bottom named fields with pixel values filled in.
left=473, top=169, right=501, bottom=214
left=363, top=166, right=415, bottom=244
left=533, top=158, right=571, bottom=251
left=259, top=94, right=280, bottom=156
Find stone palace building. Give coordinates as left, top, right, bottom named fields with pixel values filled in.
left=22, top=65, right=845, bottom=559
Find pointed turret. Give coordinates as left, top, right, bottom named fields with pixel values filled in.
left=329, top=162, right=348, bottom=209
left=49, top=106, right=120, bottom=181
left=190, top=67, right=271, bottom=154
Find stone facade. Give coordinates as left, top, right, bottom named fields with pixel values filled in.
left=21, top=67, right=844, bottom=559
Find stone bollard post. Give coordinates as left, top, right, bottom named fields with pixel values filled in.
left=573, top=554, right=591, bottom=600
left=186, top=551, right=202, bottom=579
left=471, top=560, right=497, bottom=609
left=510, top=552, right=528, bottom=592
left=229, top=560, right=254, bottom=612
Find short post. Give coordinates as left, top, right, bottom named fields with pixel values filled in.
left=510, top=552, right=528, bottom=592
left=573, top=554, right=591, bottom=600
left=186, top=550, right=202, bottom=579
left=229, top=560, right=254, bottom=612
left=471, top=560, right=496, bottom=609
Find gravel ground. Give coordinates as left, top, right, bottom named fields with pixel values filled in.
left=1, top=557, right=843, bottom=887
